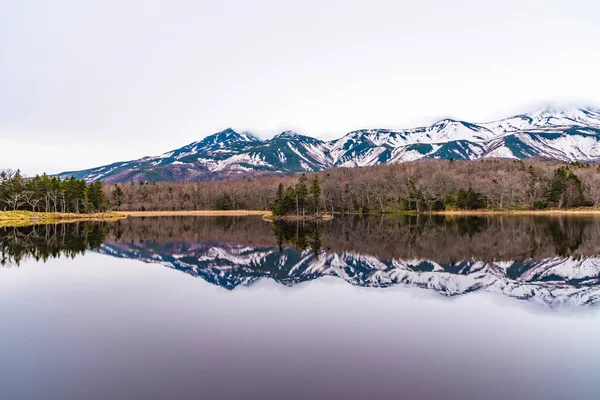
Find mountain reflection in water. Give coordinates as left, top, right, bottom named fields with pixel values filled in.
left=2, top=215, right=600, bottom=306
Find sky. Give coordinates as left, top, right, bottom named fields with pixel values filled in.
left=1, top=0, right=600, bottom=175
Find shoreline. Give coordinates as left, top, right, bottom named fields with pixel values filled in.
left=0, top=211, right=126, bottom=228
left=3, top=208, right=600, bottom=228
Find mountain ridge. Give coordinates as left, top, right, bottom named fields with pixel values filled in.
left=59, top=106, right=600, bottom=183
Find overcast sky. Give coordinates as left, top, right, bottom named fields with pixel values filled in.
left=2, top=0, right=600, bottom=175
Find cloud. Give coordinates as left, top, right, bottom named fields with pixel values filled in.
left=1, top=0, right=600, bottom=175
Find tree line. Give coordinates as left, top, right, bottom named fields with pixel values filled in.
left=4, top=159, right=600, bottom=214
left=102, top=159, right=600, bottom=213
left=0, top=169, right=109, bottom=213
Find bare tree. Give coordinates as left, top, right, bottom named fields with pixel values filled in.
left=7, top=192, right=25, bottom=210
left=22, top=191, right=41, bottom=214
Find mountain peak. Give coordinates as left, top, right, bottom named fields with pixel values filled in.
left=204, top=128, right=259, bottom=143
left=432, top=118, right=461, bottom=127
left=272, top=130, right=302, bottom=140
left=528, top=104, right=599, bottom=117
left=218, top=127, right=236, bottom=134
left=210, top=128, right=239, bottom=139
left=526, top=105, right=600, bottom=127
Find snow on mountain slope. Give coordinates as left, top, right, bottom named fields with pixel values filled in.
left=508, top=128, right=600, bottom=161
left=482, top=115, right=536, bottom=134
left=329, top=120, right=497, bottom=165
left=161, top=128, right=261, bottom=159
left=482, top=144, right=519, bottom=160
left=59, top=106, right=600, bottom=183
left=410, top=119, right=499, bottom=143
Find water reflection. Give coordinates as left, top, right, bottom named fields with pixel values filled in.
left=0, top=222, right=107, bottom=266
left=3, top=215, right=600, bottom=306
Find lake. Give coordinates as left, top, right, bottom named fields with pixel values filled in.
left=1, top=215, right=600, bottom=400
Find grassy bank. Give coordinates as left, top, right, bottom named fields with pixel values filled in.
left=0, top=210, right=271, bottom=227
left=0, top=211, right=126, bottom=227
left=3, top=207, right=599, bottom=229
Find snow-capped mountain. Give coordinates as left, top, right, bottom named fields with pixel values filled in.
left=97, top=240, right=600, bottom=307
left=59, top=106, right=600, bottom=183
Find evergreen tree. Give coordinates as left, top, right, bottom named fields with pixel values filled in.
left=111, top=185, right=124, bottom=208
left=308, top=174, right=323, bottom=214
left=456, top=188, right=486, bottom=210
left=295, top=175, right=309, bottom=216
left=546, top=166, right=585, bottom=209
left=272, top=185, right=297, bottom=216
left=87, top=181, right=108, bottom=212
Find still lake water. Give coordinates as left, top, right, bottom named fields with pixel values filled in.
left=1, top=215, right=600, bottom=400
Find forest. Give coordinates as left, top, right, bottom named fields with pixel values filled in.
left=0, top=169, right=109, bottom=213
left=102, top=159, right=600, bottom=213
left=3, top=159, right=600, bottom=214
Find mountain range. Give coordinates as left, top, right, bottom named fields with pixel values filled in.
left=59, top=106, right=600, bottom=183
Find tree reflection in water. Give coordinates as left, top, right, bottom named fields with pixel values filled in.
left=3, top=216, right=600, bottom=306
left=0, top=222, right=108, bottom=266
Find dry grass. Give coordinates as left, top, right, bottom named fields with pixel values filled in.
left=121, top=210, right=272, bottom=217
left=0, top=211, right=126, bottom=227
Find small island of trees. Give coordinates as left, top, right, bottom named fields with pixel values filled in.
left=271, top=174, right=326, bottom=218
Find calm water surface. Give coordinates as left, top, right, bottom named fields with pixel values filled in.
left=1, top=215, right=600, bottom=400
